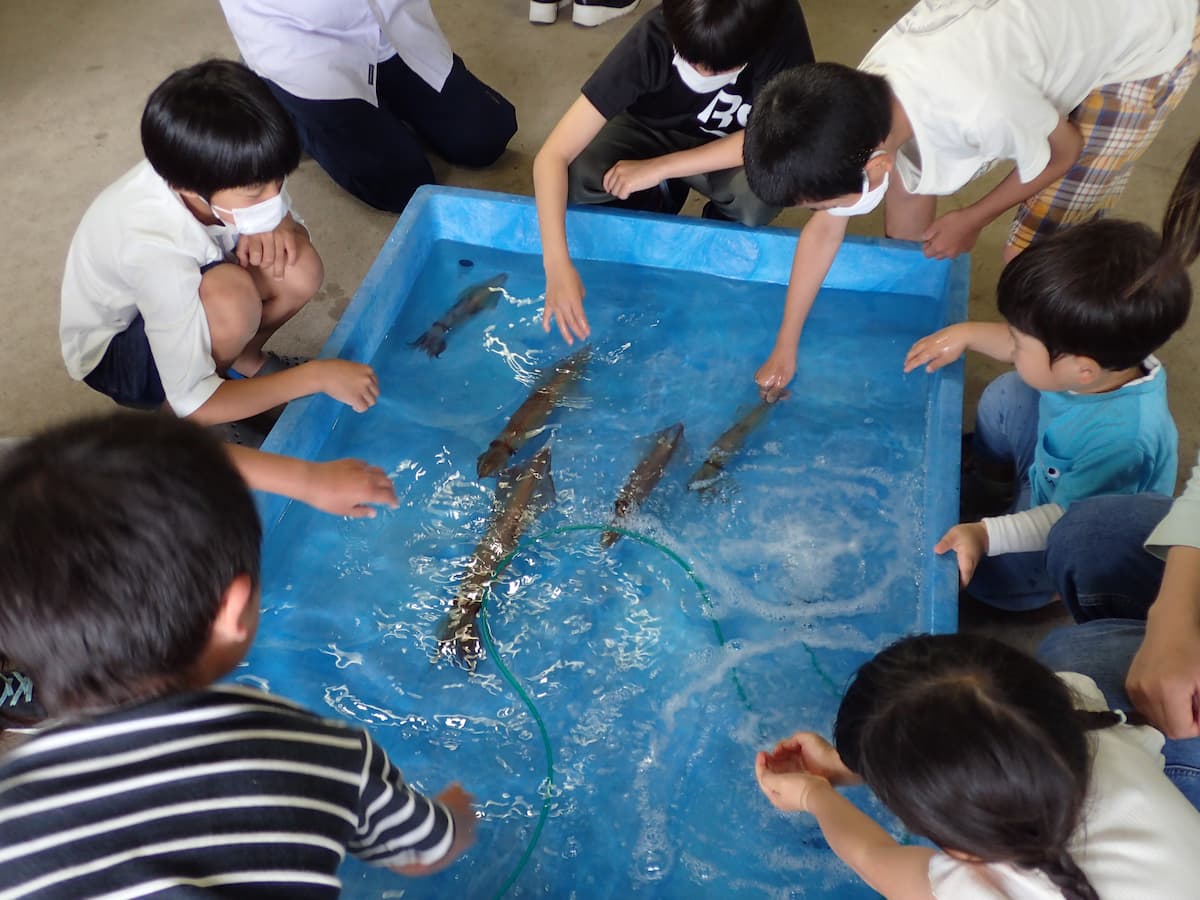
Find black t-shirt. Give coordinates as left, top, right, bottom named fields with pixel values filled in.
left=582, top=2, right=814, bottom=139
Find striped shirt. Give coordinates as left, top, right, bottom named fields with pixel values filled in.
left=0, top=686, right=454, bottom=899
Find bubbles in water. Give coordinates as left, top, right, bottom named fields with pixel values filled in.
left=248, top=243, right=949, bottom=898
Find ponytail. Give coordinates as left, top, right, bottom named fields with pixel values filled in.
left=1074, top=708, right=1120, bottom=732
left=1039, top=847, right=1100, bottom=900
left=1161, top=138, right=1200, bottom=270
left=1129, top=137, right=1200, bottom=295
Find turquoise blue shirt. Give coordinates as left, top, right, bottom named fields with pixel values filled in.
left=1031, top=359, right=1177, bottom=508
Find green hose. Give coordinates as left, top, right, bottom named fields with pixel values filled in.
left=475, top=522, right=841, bottom=898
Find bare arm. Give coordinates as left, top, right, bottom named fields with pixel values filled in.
left=603, top=131, right=745, bottom=198
left=921, top=118, right=1085, bottom=259
left=755, top=743, right=934, bottom=900
left=903, top=321, right=1014, bottom=373
left=533, top=96, right=609, bottom=344
left=756, top=211, right=849, bottom=400
left=186, top=359, right=378, bottom=425
left=226, top=445, right=398, bottom=518
left=1128, top=545, right=1200, bottom=738
left=961, top=118, right=1084, bottom=229
left=806, top=785, right=937, bottom=900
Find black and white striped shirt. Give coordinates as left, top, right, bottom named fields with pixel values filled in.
left=0, top=686, right=454, bottom=898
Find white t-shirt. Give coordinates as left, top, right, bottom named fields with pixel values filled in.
left=860, top=0, right=1196, bottom=195
left=218, top=0, right=454, bottom=104
left=60, top=160, right=293, bottom=417
left=927, top=673, right=1200, bottom=899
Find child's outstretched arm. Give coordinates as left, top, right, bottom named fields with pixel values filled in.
left=390, top=784, right=477, bottom=876
left=533, top=96, right=608, bottom=345
left=188, top=359, right=380, bottom=425
left=921, top=117, right=1084, bottom=260
left=757, top=212, right=850, bottom=401
left=227, top=445, right=398, bottom=518
left=903, top=321, right=1014, bottom=373
left=603, top=132, right=746, bottom=200
left=755, top=733, right=936, bottom=899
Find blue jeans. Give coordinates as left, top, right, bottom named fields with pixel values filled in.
left=1046, top=492, right=1173, bottom=621
left=968, top=372, right=1057, bottom=610
left=1039, top=620, right=1200, bottom=811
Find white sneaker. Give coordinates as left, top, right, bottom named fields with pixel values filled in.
left=572, top=0, right=640, bottom=27
left=530, top=0, right=570, bottom=24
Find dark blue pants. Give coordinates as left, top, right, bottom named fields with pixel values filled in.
left=266, top=54, right=517, bottom=213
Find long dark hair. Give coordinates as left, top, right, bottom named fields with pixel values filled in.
left=834, top=634, right=1117, bottom=900
left=998, top=139, right=1200, bottom=370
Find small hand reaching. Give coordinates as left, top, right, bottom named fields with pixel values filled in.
left=311, top=359, right=380, bottom=412
left=542, top=264, right=591, bottom=344
left=934, top=522, right=988, bottom=587
left=904, top=323, right=971, bottom=373
left=756, top=348, right=796, bottom=403
left=302, top=458, right=398, bottom=518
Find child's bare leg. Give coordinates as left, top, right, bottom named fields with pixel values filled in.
left=884, top=179, right=936, bottom=242
left=238, top=241, right=324, bottom=374
left=199, top=263, right=264, bottom=373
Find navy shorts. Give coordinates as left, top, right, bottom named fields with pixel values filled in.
left=82, top=260, right=223, bottom=410
left=82, top=314, right=166, bottom=410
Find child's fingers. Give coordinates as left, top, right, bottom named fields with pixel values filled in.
left=754, top=753, right=771, bottom=787
left=271, top=234, right=287, bottom=279
left=933, top=526, right=960, bottom=555
left=958, top=553, right=978, bottom=588
left=556, top=315, right=575, bottom=345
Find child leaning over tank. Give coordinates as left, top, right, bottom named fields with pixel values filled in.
left=903, top=135, right=1200, bottom=612
left=756, top=633, right=1200, bottom=899
left=0, top=412, right=472, bottom=896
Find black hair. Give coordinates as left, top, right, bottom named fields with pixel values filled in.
left=141, top=58, right=301, bottom=198
left=744, top=63, right=892, bottom=206
left=0, top=412, right=261, bottom=713
left=663, top=0, right=787, bottom=73
left=997, top=139, right=1200, bottom=370
left=834, top=634, right=1116, bottom=900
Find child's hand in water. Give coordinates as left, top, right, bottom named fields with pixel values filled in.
left=755, top=732, right=862, bottom=813
left=764, top=732, right=861, bottom=785
left=756, top=750, right=831, bottom=812
left=904, top=323, right=971, bottom=373
left=301, top=458, right=398, bottom=518
left=542, top=263, right=590, bottom=345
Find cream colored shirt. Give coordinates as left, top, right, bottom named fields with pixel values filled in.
left=928, top=673, right=1200, bottom=899
left=860, top=0, right=1196, bottom=195
left=1147, top=451, right=1200, bottom=553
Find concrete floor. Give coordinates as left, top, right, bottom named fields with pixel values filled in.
left=1, top=1, right=1197, bottom=646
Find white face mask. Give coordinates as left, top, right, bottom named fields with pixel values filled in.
left=671, top=53, right=746, bottom=94
left=210, top=183, right=289, bottom=234
left=826, top=152, right=889, bottom=218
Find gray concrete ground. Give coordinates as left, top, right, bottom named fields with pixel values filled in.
left=1, top=1, right=1197, bottom=649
